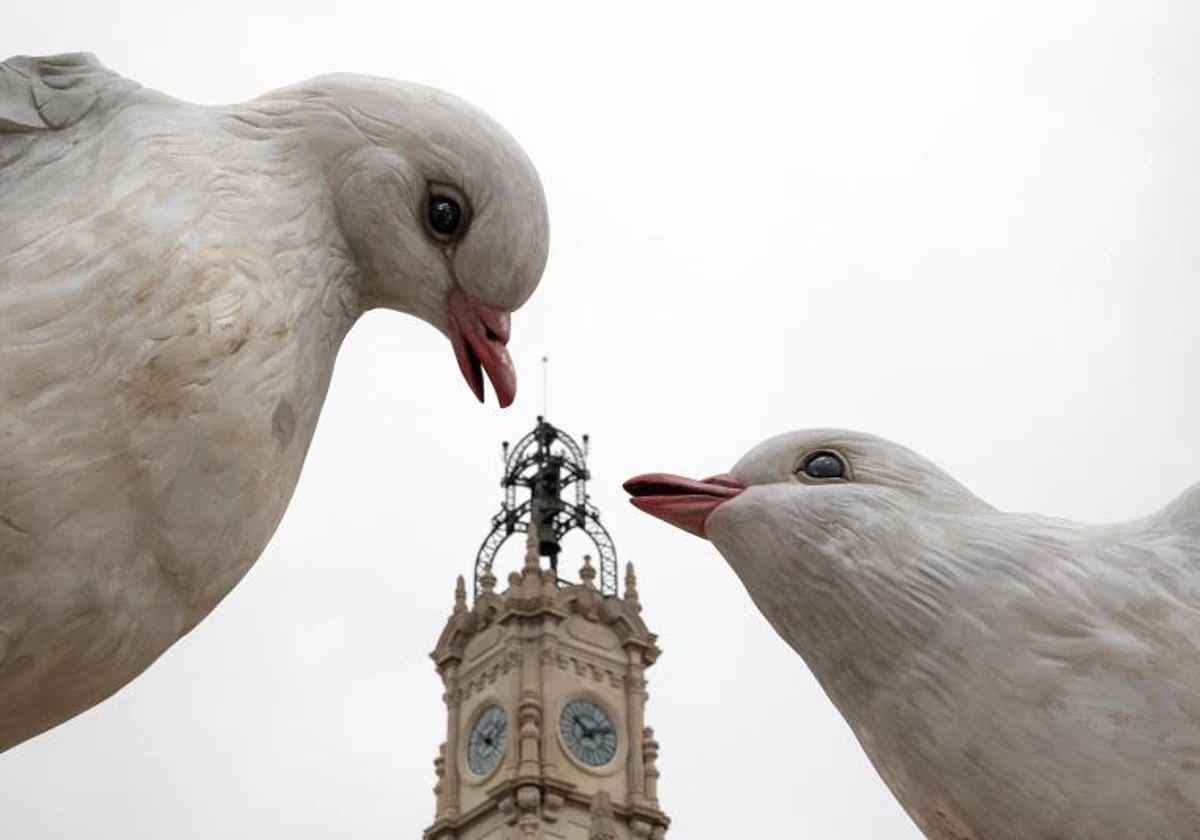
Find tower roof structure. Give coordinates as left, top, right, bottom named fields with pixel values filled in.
left=473, top=415, right=619, bottom=598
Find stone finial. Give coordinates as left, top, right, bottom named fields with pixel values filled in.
left=524, top=524, right=541, bottom=572
left=624, top=562, right=641, bottom=612
left=580, top=554, right=597, bottom=586
left=453, top=574, right=467, bottom=613
left=480, top=568, right=497, bottom=594
left=433, top=743, right=446, bottom=812
left=643, top=726, right=661, bottom=806
left=588, top=790, right=620, bottom=840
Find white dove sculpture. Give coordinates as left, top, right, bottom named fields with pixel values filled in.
left=0, top=53, right=549, bottom=753
left=626, top=428, right=1200, bottom=840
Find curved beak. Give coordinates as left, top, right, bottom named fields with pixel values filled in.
left=447, top=285, right=516, bottom=408
left=623, top=472, right=747, bottom=538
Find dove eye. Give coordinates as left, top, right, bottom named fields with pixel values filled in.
left=799, top=452, right=846, bottom=480
left=428, top=195, right=463, bottom=238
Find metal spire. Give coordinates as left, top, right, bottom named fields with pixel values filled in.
left=473, top=416, right=619, bottom=598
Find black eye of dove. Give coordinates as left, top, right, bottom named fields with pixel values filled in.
left=428, top=196, right=462, bottom=237
left=802, top=452, right=845, bottom=480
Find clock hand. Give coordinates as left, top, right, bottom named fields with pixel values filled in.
left=583, top=716, right=610, bottom=735
left=479, top=721, right=503, bottom=749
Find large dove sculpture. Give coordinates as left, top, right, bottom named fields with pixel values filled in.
left=0, top=53, right=549, bottom=753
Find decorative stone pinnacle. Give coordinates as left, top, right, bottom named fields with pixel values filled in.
left=643, top=726, right=659, bottom=759
left=433, top=743, right=446, bottom=809
left=453, top=574, right=467, bottom=613
left=480, top=569, right=497, bottom=594
left=624, top=562, right=641, bottom=612
left=643, top=727, right=662, bottom=807
left=580, top=554, right=597, bottom=585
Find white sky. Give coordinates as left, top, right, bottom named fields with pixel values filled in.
left=3, top=1, right=1200, bottom=837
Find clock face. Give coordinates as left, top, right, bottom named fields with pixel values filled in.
left=466, top=704, right=507, bottom=777
left=559, top=699, right=618, bottom=767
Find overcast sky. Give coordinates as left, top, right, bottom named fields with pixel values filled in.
left=4, top=1, right=1200, bottom=837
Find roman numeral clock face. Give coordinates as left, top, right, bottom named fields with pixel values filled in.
left=560, top=699, right=618, bottom=767
left=466, top=704, right=507, bottom=777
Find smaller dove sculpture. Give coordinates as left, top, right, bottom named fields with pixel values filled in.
left=626, top=428, right=1200, bottom=840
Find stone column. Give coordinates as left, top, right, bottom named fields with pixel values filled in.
left=539, top=642, right=559, bottom=779
left=517, top=686, right=543, bottom=778
left=518, top=527, right=546, bottom=781
left=518, top=626, right=543, bottom=781
left=625, top=650, right=647, bottom=807
left=442, top=666, right=463, bottom=818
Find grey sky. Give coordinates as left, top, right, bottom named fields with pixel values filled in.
left=3, top=1, right=1199, bottom=837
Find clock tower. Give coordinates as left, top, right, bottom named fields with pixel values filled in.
left=423, top=417, right=670, bottom=840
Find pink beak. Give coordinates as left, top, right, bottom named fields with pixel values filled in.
left=446, top=285, right=516, bottom=408
left=623, top=472, right=747, bottom=538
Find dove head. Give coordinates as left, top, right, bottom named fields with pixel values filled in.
left=267, top=73, right=549, bottom=407
left=625, top=428, right=985, bottom=540
left=625, top=429, right=993, bottom=685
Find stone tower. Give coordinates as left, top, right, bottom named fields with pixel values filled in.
left=423, top=418, right=670, bottom=840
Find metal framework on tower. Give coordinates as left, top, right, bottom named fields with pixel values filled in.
left=473, top=416, right=619, bottom=598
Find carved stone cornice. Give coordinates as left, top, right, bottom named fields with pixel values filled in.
left=539, top=643, right=626, bottom=690
left=430, top=570, right=663, bottom=672
left=455, top=645, right=521, bottom=704
left=424, top=771, right=670, bottom=840
left=628, top=804, right=671, bottom=835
